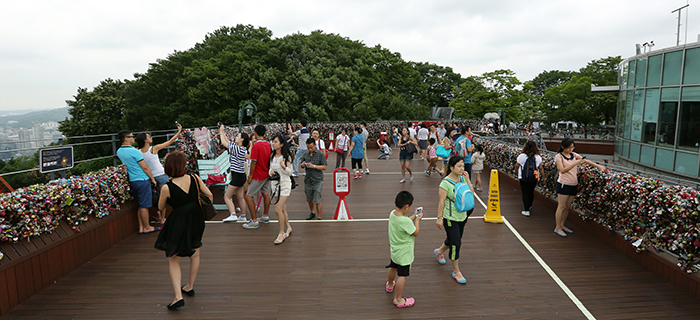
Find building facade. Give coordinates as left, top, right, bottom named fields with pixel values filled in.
left=616, top=42, right=700, bottom=179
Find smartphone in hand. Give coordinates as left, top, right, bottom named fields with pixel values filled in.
left=416, top=207, right=423, bottom=217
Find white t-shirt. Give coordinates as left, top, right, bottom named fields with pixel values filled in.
left=516, top=154, right=543, bottom=180
left=417, top=127, right=429, bottom=140
left=408, top=127, right=417, bottom=140
left=437, top=127, right=446, bottom=140
left=381, top=143, right=391, bottom=154
left=336, top=134, right=350, bottom=151
left=315, top=139, right=326, bottom=150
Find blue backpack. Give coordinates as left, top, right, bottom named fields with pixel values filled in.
left=444, top=177, right=475, bottom=213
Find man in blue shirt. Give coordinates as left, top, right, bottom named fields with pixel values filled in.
left=349, top=127, right=365, bottom=179
left=116, top=130, right=158, bottom=234
left=455, top=126, right=474, bottom=179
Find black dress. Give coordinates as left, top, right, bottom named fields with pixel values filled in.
left=154, top=175, right=206, bottom=257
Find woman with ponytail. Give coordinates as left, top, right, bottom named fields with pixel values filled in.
left=553, top=138, right=605, bottom=237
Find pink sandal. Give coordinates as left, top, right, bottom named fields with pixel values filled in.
left=394, top=297, right=415, bottom=308
left=385, top=281, right=395, bottom=293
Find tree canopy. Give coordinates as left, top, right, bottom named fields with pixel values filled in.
left=59, top=24, right=623, bottom=139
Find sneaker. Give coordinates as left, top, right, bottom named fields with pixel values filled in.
left=365, top=168, right=370, bottom=174
left=292, top=173, right=298, bottom=177
left=358, top=174, right=362, bottom=179
left=306, top=212, right=316, bottom=220
left=554, top=229, right=567, bottom=237
left=222, top=213, right=238, bottom=222
left=237, top=214, right=247, bottom=222
left=259, top=216, right=270, bottom=224
left=563, top=227, right=574, bottom=234
left=434, top=249, right=446, bottom=265
left=427, top=171, right=431, bottom=177
left=410, top=175, right=414, bottom=181
left=353, top=174, right=358, bottom=179
left=242, top=220, right=259, bottom=229
left=399, top=179, right=406, bottom=183
left=521, top=211, right=530, bottom=217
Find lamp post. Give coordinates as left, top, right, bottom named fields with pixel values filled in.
left=238, top=102, right=257, bottom=132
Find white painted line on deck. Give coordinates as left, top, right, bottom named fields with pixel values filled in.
left=472, top=192, right=596, bottom=320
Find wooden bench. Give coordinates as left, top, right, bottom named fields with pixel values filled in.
left=197, top=151, right=230, bottom=210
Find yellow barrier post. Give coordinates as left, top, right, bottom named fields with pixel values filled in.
left=484, top=169, right=503, bottom=223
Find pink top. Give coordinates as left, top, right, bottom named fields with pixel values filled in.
left=555, top=152, right=578, bottom=186
left=428, top=145, right=437, bottom=159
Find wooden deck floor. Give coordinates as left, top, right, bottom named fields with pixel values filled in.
left=3, top=158, right=700, bottom=319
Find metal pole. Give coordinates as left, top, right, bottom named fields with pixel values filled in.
left=112, top=134, right=118, bottom=167
left=59, top=138, right=66, bottom=179
left=672, top=4, right=690, bottom=46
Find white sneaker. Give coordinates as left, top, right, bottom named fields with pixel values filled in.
left=242, top=220, right=259, bottom=229
left=222, top=213, right=238, bottom=222
left=237, top=214, right=247, bottom=222
left=521, top=211, right=530, bottom=217
left=365, top=168, right=370, bottom=174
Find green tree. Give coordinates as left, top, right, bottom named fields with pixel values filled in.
left=58, top=78, right=127, bottom=161
left=450, top=69, right=526, bottom=121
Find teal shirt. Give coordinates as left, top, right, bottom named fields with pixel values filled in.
left=116, top=145, right=148, bottom=182
left=440, top=176, right=468, bottom=222
left=388, top=210, right=416, bottom=266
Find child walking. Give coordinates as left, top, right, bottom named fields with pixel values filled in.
left=385, top=191, right=423, bottom=308
left=425, top=138, right=440, bottom=176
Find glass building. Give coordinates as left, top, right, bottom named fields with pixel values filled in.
left=616, top=43, right=700, bottom=178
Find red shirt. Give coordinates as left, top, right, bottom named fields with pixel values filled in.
left=250, top=140, right=271, bottom=181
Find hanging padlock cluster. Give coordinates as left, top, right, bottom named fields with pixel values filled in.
left=0, top=165, right=130, bottom=243
left=479, top=138, right=700, bottom=273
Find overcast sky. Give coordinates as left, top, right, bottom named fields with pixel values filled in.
left=0, top=0, right=696, bottom=112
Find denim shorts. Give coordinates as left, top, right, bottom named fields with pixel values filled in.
left=399, top=151, right=413, bottom=161
left=154, top=175, right=170, bottom=187
left=130, top=180, right=152, bottom=209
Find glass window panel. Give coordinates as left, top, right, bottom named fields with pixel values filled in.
left=662, top=51, right=683, bottom=86
left=629, top=143, right=640, bottom=162
left=647, top=55, right=662, bottom=87
left=621, top=61, right=629, bottom=89
left=624, top=91, right=633, bottom=139
left=627, top=61, right=636, bottom=89
left=643, top=89, right=659, bottom=144
left=683, top=47, right=700, bottom=84
left=631, top=90, right=644, bottom=141
left=615, top=139, right=622, bottom=154
left=617, top=92, right=626, bottom=136
left=635, top=58, right=647, bottom=87
left=657, top=88, right=679, bottom=146
left=674, top=151, right=699, bottom=176
left=677, top=86, right=700, bottom=151
left=640, top=145, right=655, bottom=165
left=623, top=141, right=630, bottom=158
left=655, top=148, right=674, bottom=171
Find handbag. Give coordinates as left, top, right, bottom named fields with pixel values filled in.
left=335, top=147, right=344, bottom=154
left=436, top=146, right=451, bottom=159
left=405, top=142, right=417, bottom=154
left=192, top=174, right=217, bottom=220
left=205, top=174, right=226, bottom=185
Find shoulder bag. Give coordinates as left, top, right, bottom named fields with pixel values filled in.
left=192, top=174, right=217, bottom=220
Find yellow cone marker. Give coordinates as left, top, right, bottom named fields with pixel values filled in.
left=484, top=169, right=503, bottom=223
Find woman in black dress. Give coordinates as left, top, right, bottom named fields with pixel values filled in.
left=154, top=151, right=212, bottom=310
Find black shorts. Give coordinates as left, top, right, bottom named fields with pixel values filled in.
left=385, top=260, right=411, bottom=277
left=351, top=158, right=363, bottom=169
left=229, top=172, right=247, bottom=187
left=556, top=182, right=578, bottom=196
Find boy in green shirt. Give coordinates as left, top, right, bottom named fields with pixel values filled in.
left=385, top=191, right=422, bottom=308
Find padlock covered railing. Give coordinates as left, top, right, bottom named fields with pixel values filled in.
left=479, top=137, right=700, bottom=273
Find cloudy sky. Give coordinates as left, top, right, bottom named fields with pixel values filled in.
left=0, top=0, right=696, bottom=112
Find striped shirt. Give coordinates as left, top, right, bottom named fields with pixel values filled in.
left=228, top=142, right=247, bottom=174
